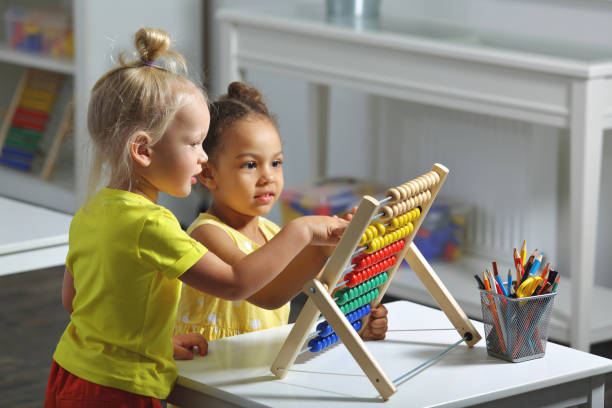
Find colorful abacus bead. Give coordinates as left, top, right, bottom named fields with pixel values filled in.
left=316, top=304, right=371, bottom=337
left=352, top=240, right=405, bottom=270
left=308, top=320, right=363, bottom=353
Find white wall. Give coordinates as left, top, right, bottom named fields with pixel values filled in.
left=73, top=0, right=204, bottom=224
left=211, top=0, right=612, bottom=286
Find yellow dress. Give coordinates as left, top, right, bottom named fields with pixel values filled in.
left=174, top=213, right=290, bottom=340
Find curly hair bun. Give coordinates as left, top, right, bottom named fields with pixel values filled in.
left=134, top=27, right=171, bottom=64
left=227, top=82, right=269, bottom=115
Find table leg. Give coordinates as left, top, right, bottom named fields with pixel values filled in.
left=569, top=79, right=606, bottom=351
left=585, top=374, right=605, bottom=408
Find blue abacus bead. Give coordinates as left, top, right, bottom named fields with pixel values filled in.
left=353, top=320, right=363, bottom=331
left=316, top=321, right=327, bottom=332
left=323, top=336, right=331, bottom=349
left=308, top=338, right=322, bottom=353
left=318, top=322, right=333, bottom=337
left=359, top=305, right=369, bottom=318
left=365, top=303, right=371, bottom=314
left=331, top=333, right=339, bottom=344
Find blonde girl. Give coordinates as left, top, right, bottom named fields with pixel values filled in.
left=44, top=29, right=348, bottom=408
left=175, top=82, right=388, bottom=342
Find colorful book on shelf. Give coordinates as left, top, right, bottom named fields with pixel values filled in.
left=0, top=68, right=65, bottom=173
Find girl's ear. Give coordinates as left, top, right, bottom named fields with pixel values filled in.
left=130, top=132, right=152, bottom=167
left=198, top=163, right=216, bottom=190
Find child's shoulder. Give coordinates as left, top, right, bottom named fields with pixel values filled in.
left=258, top=216, right=281, bottom=235
left=186, top=213, right=225, bottom=235
left=77, top=188, right=179, bottom=233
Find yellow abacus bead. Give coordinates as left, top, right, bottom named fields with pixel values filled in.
left=407, top=210, right=414, bottom=222
left=375, top=223, right=386, bottom=235
left=389, top=218, right=398, bottom=230
left=359, top=233, right=368, bottom=246
left=408, top=222, right=414, bottom=233
left=367, top=227, right=376, bottom=241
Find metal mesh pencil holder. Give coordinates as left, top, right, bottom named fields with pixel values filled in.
left=479, top=290, right=556, bottom=362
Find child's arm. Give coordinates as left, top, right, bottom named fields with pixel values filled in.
left=185, top=223, right=329, bottom=309
left=179, top=216, right=347, bottom=302
left=246, top=245, right=328, bottom=308
left=62, top=267, right=75, bottom=313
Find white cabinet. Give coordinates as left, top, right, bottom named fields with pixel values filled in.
left=217, top=2, right=612, bottom=351
left=0, top=0, right=204, bottom=214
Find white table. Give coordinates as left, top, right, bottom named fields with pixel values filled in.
left=217, top=3, right=612, bottom=350
left=0, top=195, right=71, bottom=276
left=169, top=301, right=612, bottom=408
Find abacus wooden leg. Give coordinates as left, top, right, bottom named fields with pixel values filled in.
left=270, top=296, right=320, bottom=379
left=404, top=242, right=481, bottom=347
left=307, top=279, right=396, bottom=400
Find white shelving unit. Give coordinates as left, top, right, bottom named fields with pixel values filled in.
left=217, top=2, right=612, bottom=350
left=0, top=1, right=205, bottom=276
left=0, top=44, right=74, bottom=75
left=0, top=0, right=204, bottom=214
left=0, top=46, right=76, bottom=212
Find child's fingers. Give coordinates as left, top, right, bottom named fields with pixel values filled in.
left=369, top=303, right=388, bottom=318
left=172, top=333, right=209, bottom=359
left=173, top=345, right=195, bottom=360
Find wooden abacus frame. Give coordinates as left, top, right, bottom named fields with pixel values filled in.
left=270, top=163, right=481, bottom=400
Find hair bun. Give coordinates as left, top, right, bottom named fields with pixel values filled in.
left=226, top=82, right=268, bottom=115
left=134, top=27, right=171, bottom=64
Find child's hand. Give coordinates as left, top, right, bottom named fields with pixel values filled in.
left=339, top=206, right=357, bottom=222
left=318, top=207, right=357, bottom=256
left=360, top=303, right=388, bottom=341
left=172, top=333, right=208, bottom=360
left=301, top=215, right=349, bottom=246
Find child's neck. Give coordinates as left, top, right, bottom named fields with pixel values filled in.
left=108, top=179, right=158, bottom=203
left=207, top=203, right=264, bottom=243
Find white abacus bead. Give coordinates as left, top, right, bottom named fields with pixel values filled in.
left=382, top=206, right=393, bottom=219
left=408, top=181, right=417, bottom=196
left=424, top=173, right=434, bottom=187
left=418, top=178, right=427, bottom=192
left=386, top=188, right=401, bottom=202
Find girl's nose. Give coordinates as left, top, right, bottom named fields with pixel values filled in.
left=199, top=147, right=208, bottom=163
left=259, top=167, right=274, bottom=183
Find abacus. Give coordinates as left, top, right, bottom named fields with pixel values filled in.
left=271, top=163, right=481, bottom=400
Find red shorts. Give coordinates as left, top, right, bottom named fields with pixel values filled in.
left=44, top=360, right=164, bottom=408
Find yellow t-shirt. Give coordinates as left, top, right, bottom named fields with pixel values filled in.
left=53, top=188, right=207, bottom=399
left=175, top=213, right=290, bottom=340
